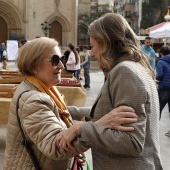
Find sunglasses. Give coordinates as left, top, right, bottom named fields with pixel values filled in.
left=48, top=55, right=63, bottom=67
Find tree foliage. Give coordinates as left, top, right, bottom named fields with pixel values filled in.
left=78, top=8, right=112, bottom=35
left=141, top=0, right=170, bottom=29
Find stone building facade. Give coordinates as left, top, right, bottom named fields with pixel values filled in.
left=0, top=0, right=78, bottom=46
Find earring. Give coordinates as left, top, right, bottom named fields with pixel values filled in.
left=34, top=71, right=38, bottom=74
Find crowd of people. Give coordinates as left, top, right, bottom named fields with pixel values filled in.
left=62, top=44, right=91, bottom=89
left=2, top=12, right=170, bottom=169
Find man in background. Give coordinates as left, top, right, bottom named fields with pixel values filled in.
left=81, top=46, right=90, bottom=89
left=141, top=37, right=156, bottom=69
left=156, top=46, right=170, bottom=137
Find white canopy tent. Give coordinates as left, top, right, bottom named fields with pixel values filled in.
left=149, top=6, right=170, bottom=45
left=149, top=22, right=170, bottom=39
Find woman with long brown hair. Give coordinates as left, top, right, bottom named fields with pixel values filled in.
left=66, top=43, right=79, bottom=77
left=57, top=13, right=163, bottom=170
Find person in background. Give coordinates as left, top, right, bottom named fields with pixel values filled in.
left=58, top=13, right=163, bottom=170
left=3, top=37, right=138, bottom=169
left=61, top=45, right=70, bottom=68
left=141, top=37, right=156, bottom=69
left=63, top=45, right=70, bottom=70
left=155, top=47, right=170, bottom=115
left=66, top=43, right=78, bottom=77
left=1, top=44, right=8, bottom=70
left=75, top=47, right=81, bottom=80
left=0, top=42, right=7, bottom=62
left=18, top=39, right=27, bottom=48
left=156, top=45, right=170, bottom=136
left=81, top=46, right=90, bottom=89
left=79, top=47, right=85, bottom=80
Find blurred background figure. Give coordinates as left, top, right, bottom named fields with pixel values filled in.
left=63, top=45, right=70, bottom=70
left=78, top=47, right=85, bottom=80
left=141, top=37, right=156, bottom=69
left=0, top=42, right=8, bottom=70
left=75, top=47, right=81, bottom=80
left=2, top=49, right=7, bottom=70
left=66, top=43, right=79, bottom=77
left=156, top=45, right=170, bottom=137
left=18, top=39, right=27, bottom=48
left=81, top=46, right=90, bottom=89
left=0, top=42, right=7, bottom=63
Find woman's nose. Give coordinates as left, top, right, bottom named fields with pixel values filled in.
left=57, top=60, right=64, bottom=69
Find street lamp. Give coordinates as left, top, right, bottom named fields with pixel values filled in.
left=41, top=21, right=51, bottom=37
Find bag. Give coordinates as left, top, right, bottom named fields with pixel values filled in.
left=71, top=157, right=83, bottom=170
left=71, top=155, right=90, bottom=170
left=16, top=91, right=41, bottom=170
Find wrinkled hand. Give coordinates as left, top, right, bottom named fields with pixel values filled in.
left=56, top=121, right=84, bottom=155
left=95, top=106, right=138, bottom=131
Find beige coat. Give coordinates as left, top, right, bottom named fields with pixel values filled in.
left=75, top=61, right=163, bottom=170
left=3, top=79, right=88, bottom=170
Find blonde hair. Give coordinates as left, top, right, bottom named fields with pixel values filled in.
left=88, top=13, right=155, bottom=80
left=17, top=37, right=58, bottom=75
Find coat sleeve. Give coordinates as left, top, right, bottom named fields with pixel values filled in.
left=156, top=60, right=164, bottom=81
left=20, top=92, right=88, bottom=160
left=76, top=64, right=149, bottom=157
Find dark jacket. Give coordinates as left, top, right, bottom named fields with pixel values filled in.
left=156, top=54, right=170, bottom=90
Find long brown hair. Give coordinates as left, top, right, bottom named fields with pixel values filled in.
left=68, top=43, right=79, bottom=65
left=88, top=13, right=155, bottom=80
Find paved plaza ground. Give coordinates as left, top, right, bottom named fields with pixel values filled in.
left=0, top=62, right=170, bottom=169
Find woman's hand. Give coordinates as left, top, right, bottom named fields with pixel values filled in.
left=56, top=121, right=84, bottom=155
left=95, top=106, right=138, bottom=131
left=76, top=153, right=86, bottom=166
left=56, top=106, right=137, bottom=154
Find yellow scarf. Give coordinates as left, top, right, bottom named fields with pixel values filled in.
left=26, top=75, right=73, bottom=127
